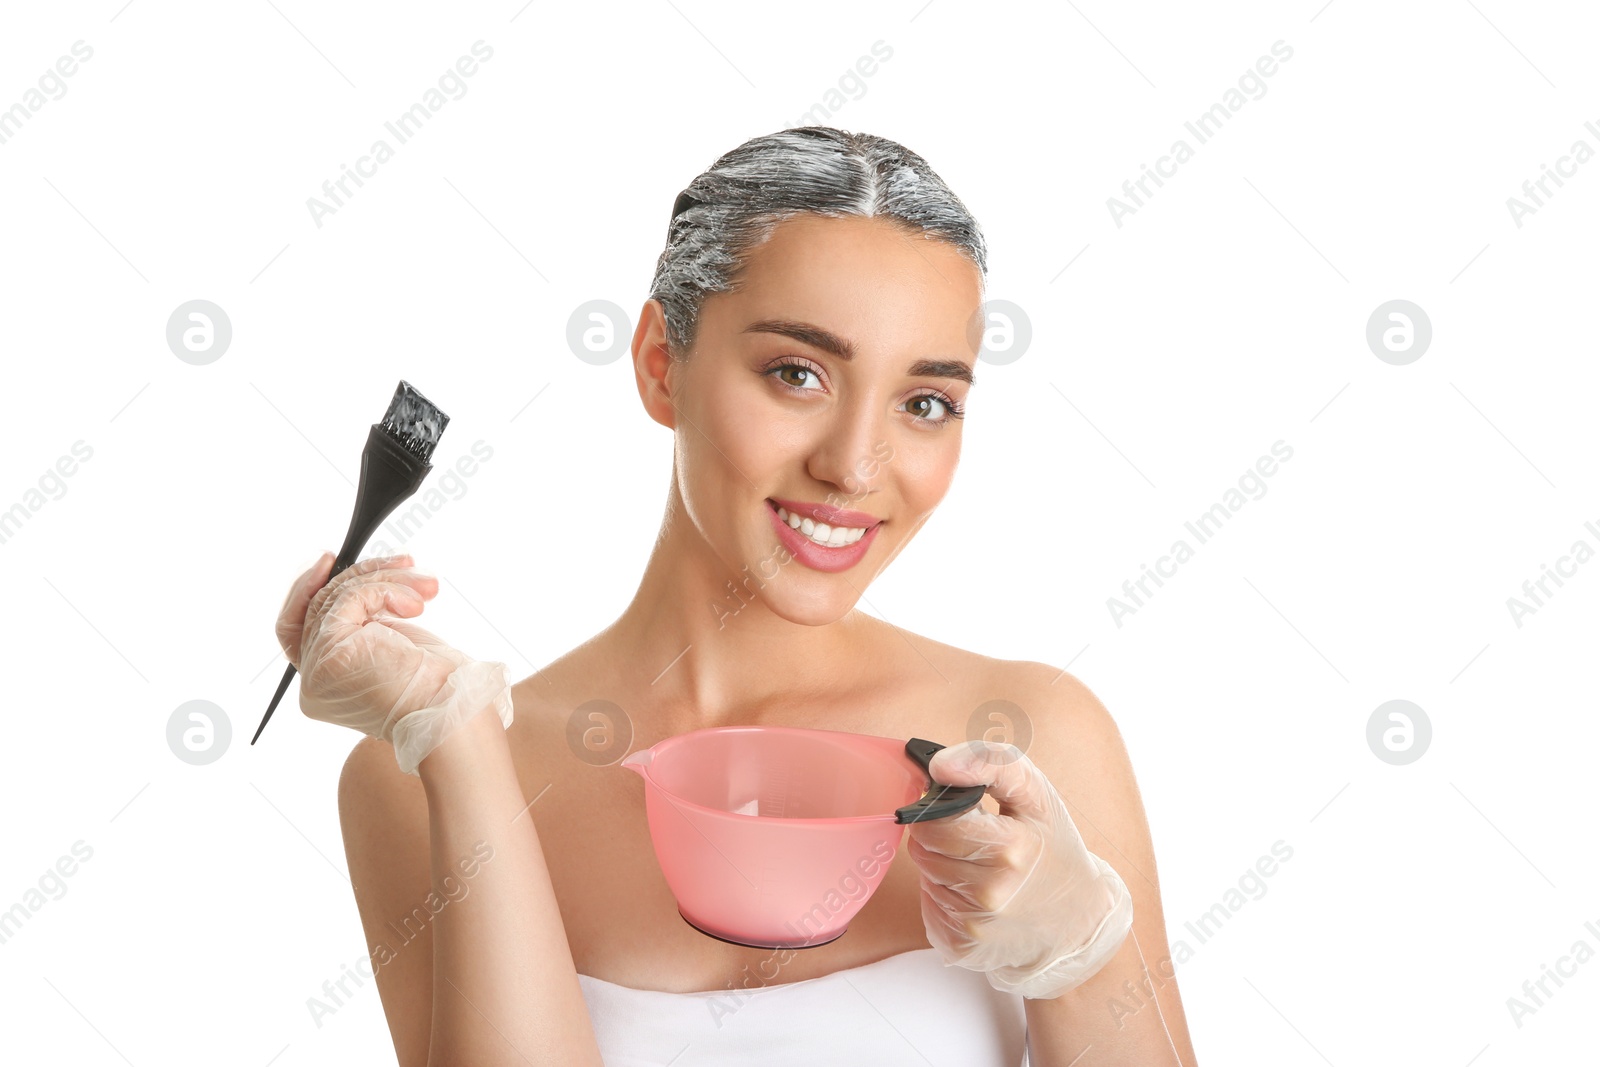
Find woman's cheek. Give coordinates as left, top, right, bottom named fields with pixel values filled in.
left=722, top=401, right=786, bottom=473
left=897, top=435, right=961, bottom=510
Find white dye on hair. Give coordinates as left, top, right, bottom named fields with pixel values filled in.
left=649, top=126, right=988, bottom=357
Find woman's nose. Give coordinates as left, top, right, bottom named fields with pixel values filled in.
left=805, top=400, right=885, bottom=500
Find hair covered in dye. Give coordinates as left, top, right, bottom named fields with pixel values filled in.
left=648, top=126, right=988, bottom=359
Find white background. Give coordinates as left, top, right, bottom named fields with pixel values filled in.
left=1, top=1, right=1595, bottom=1064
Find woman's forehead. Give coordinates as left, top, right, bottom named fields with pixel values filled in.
left=725, top=217, right=982, bottom=324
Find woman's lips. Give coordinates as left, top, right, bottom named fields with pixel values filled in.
left=764, top=499, right=882, bottom=574
left=766, top=496, right=882, bottom=530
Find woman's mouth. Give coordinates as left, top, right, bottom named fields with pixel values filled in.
left=771, top=504, right=867, bottom=546
left=764, top=497, right=883, bottom=573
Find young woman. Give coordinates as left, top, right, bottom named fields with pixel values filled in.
left=276, top=127, right=1197, bottom=1066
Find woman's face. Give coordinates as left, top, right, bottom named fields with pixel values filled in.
left=644, top=212, right=984, bottom=626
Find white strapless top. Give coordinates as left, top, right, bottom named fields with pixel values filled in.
left=577, top=947, right=1029, bottom=1066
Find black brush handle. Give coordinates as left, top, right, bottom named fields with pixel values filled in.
left=250, top=425, right=433, bottom=745
left=894, top=738, right=988, bottom=824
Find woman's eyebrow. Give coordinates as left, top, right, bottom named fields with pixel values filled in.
left=741, top=318, right=976, bottom=385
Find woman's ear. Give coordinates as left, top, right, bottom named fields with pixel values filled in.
left=631, top=298, right=678, bottom=430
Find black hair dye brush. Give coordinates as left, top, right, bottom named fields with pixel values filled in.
left=250, top=380, right=450, bottom=746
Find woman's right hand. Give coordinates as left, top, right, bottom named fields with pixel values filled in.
left=274, top=551, right=468, bottom=742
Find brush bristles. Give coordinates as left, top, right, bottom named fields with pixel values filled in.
left=380, top=380, right=449, bottom=462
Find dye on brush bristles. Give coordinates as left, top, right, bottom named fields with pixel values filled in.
left=381, top=380, right=448, bottom=462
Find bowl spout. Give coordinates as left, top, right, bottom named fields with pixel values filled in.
left=620, top=748, right=652, bottom=776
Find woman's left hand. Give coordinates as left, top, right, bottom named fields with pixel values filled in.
left=905, top=740, right=1135, bottom=1000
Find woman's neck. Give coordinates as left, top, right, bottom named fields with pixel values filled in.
left=601, top=484, right=874, bottom=729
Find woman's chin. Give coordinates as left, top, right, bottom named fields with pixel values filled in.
left=764, top=593, right=858, bottom=628
left=721, top=564, right=860, bottom=627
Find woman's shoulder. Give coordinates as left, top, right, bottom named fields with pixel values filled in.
left=852, top=614, right=1096, bottom=703
left=842, top=616, right=1119, bottom=747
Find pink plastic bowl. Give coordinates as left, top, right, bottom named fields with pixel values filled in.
left=621, top=725, right=985, bottom=949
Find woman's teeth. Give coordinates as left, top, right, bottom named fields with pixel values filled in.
left=775, top=505, right=868, bottom=548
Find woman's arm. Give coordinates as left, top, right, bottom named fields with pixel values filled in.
left=339, top=708, right=604, bottom=1066
left=1012, top=667, right=1199, bottom=1067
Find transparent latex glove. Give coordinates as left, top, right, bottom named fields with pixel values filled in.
left=905, top=740, right=1134, bottom=1000
left=273, top=551, right=513, bottom=775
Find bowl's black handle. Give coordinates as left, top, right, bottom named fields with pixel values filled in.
left=894, top=738, right=988, bottom=825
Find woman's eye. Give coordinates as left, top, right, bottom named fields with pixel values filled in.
left=905, top=394, right=948, bottom=420
left=771, top=364, right=822, bottom=390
